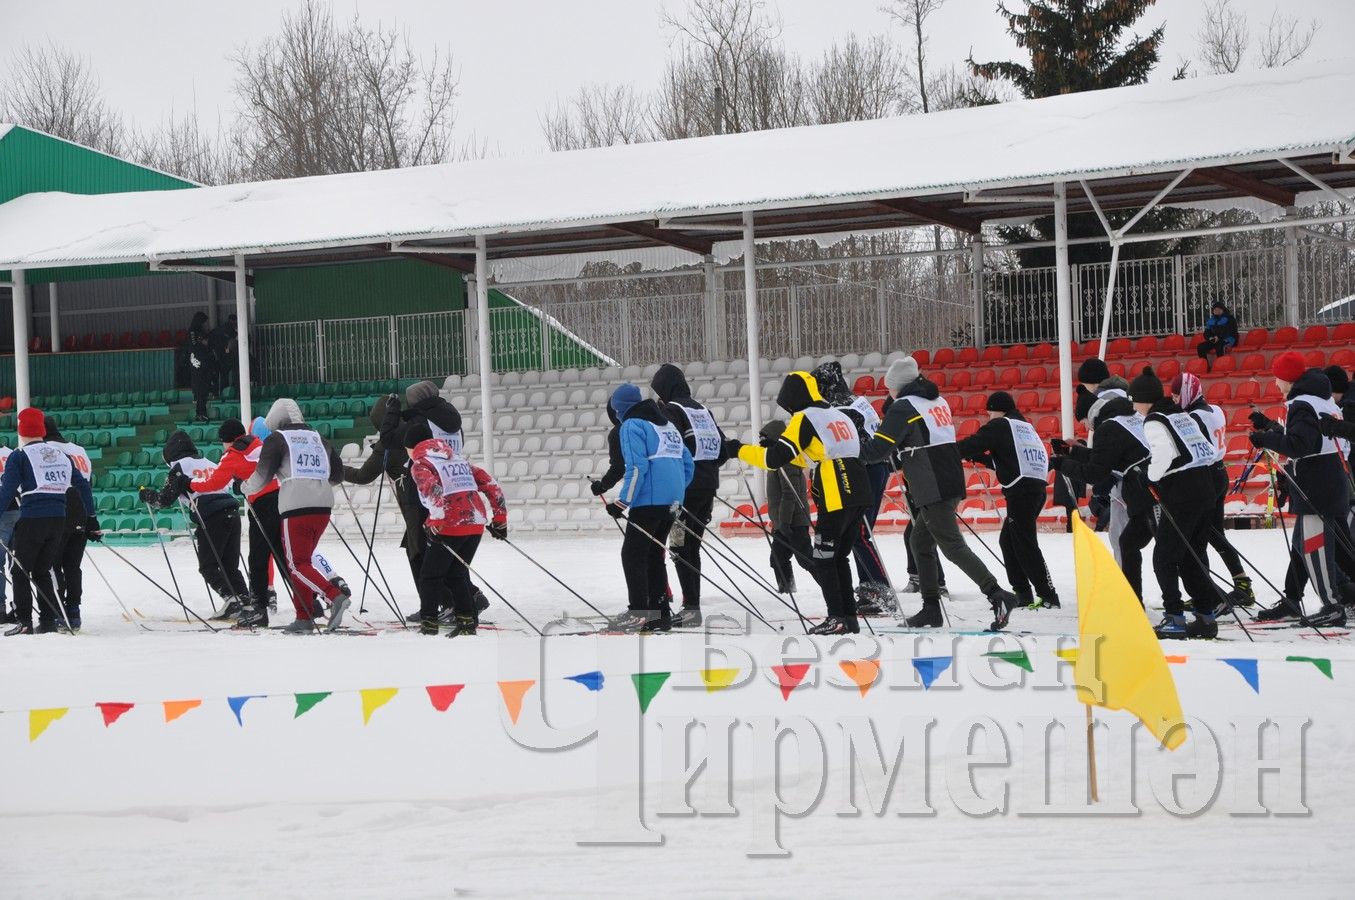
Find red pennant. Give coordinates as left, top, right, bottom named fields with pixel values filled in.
left=771, top=664, right=811, bottom=700
left=96, top=702, right=134, bottom=727
left=425, top=684, right=464, bottom=712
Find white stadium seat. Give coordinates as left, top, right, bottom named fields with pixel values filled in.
left=686, top=361, right=706, bottom=378
left=552, top=457, right=573, bottom=477
left=583, top=434, right=604, bottom=452
left=543, top=435, right=564, bottom=454
left=521, top=435, right=543, bottom=454
left=547, top=390, right=568, bottom=407
left=510, top=459, right=530, bottom=478
left=706, top=360, right=728, bottom=377
left=529, top=458, right=550, bottom=478
left=771, top=357, right=793, bottom=374
left=536, top=412, right=555, bottom=432
left=557, top=411, right=576, bottom=430
left=507, top=391, right=527, bottom=408
left=567, top=388, right=588, bottom=407
left=514, top=482, right=538, bottom=502
left=499, top=371, right=522, bottom=387
left=727, top=359, right=748, bottom=376
left=526, top=390, right=547, bottom=407
left=539, top=482, right=561, bottom=503
left=564, top=434, right=585, bottom=452
left=522, top=370, right=543, bottom=386
left=577, top=410, right=598, bottom=429
left=501, top=436, right=522, bottom=456
left=621, top=365, right=643, bottom=380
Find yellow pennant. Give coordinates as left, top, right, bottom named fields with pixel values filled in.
left=701, top=668, right=740, bottom=693
left=29, top=708, right=69, bottom=743
left=359, top=688, right=398, bottom=725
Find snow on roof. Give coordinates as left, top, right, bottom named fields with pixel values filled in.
left=1, top=59, right=1354, bottom=270
left=0, top=124, right=13, bottom=142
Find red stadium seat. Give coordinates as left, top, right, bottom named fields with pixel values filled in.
left=1330, top=348, right=1355, bottom=369
left=1263, top=404, right=1285, bottom=422
left=1039, top=389, right=1061, bottom=411
left=1017, top=390, right=1040, bottom=410
left=957, top=418, right=981, bottom=439
left=100, top=333, right=115, bottom=349
left=1133, top=335, right=1160, bottom=353
left=981, top=346, right=1004, bottom=364
left=1031, top=342, right=1055, bottom=360
left=1242, top=328, right=1269, bottom=348
left=1234, top=380, right=1261, bottom=404
left=1006, top=344, right=1029, bottom=362
left=853, top=375, right=876, bottom=396
left=932, top=347, right=956, bottom=367
left=911, top=349, right=930, bottom=366
left=998, top=367, right=1022, bottom=388
left=1237, top=352, right=1266, bottom=374
left=1162, top=334, right=1186, bottom=352
left=61, top=335, right=77, bottom=352
left=137, top=331, right=154, bottom=348
left=974, top=368, right=996, bottom=387
left=1259, top=381, right=1283, bottom=402
left=930, top=371, right=947, bottom=389
left=1156, top=358, right=1181, bottom=381
left=957, top=347, right=980, bottom=365
left=1185, top=357, right=1208, bottom=376
left=81, top=334, right=96, bottom=351
left=0, top=397, right=12, bottom=412
left=156, top=330, right=173, bottom=347
left=1272, top=326, right=1299, bottom=345
left=1108, top=362, right=1126, bottom=378
left=1333, top=323, right=1355, bottom=343
left=1206, top=382, right=1232, bottom=404
left=1022, top=365, right=1048, bottom=386
left=1035, top=415, right=1059, bottom=437
left=1298, top=324, right=1329, bottom=346
left=119, top=331, right=135, bottom=349
left=1303, top=350, right=1326, bottom=369
left=1081, top=339, right=1101, bottom=356
left=871, top=398, right=886, bottom=417
left=1212, top=354, right=1236, bottom=374
left=1108, top=338, right=1131, bottom=356
left=949, top=370, right=972, bottom=390
left=964, top=394, right=988, bottom=414
left=1229, top=407, right=1253, bottom=429
left=1225, top=434, right=1252, bottom=459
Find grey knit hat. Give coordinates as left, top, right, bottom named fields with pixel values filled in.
left=405, top=380, right=439, bottom=406
left=883, top=356, right=920, bottom=394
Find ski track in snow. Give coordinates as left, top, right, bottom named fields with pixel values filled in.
left=3, top=530, right=1353, bottom=898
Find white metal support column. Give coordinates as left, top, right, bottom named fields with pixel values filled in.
left=970, top=239, right=985, bottom=349
left=1284, top=207, right=1300, bottom=326
left=1053, top=182, right=1075, bottom=439
left=702, top=253, right=720, bottom=360
left=475, top=235, right=495, bottom=467
left=48, top=282, right=60, bottom=353
left=742, top=211, right=763, bottom=443
left=233, top=255, right=252, bottom=424
left=11, top=268, right=30, bottom=409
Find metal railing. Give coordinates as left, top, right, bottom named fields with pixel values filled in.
left=256, top=312, right=467, bottom=385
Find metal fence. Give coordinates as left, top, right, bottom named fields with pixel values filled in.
left=256, top=311, right=467, bottom=385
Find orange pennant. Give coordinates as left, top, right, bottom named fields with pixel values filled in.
left=498, top=680, right=535, bottom=724
left=163, top=699, right=202, bottom=723
left=839, top=660, right=880, bottom=697
left=1165, top=655, right=1188, bottom=664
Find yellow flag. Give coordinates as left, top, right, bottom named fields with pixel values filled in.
left=29, top=708, right=68, bottom=743
left=359, top=688, right=398, bottom=726
left=1071, top=514, right=1187, bottom=750
left=700, top=668, right=740, bottom=693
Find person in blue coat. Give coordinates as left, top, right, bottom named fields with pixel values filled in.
left=1196, top=302, right=1239, bottom=370
left=604, top=384, right=694, bottom=632
left=0, top=408, right=97, bottom=635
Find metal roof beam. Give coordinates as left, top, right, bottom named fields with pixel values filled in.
left=1277, top=158, right=1352, bottom=207
left=1195, top=166, right=1296, bottom=207
left=871, top=197, right=981, bottom=233
left=608, top=221, right=714, bottom=255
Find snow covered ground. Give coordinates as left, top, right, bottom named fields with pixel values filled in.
left=2, top=528, right=1352, bottom=898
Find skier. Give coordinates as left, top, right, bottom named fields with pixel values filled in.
left=605, top=384, right=694, bottom=632
left=45, top=423, right=99, bottom=629
left=760, top=420, right=813, bottom=594
left=0, top=408, right=97, bottom=635
left=140, top=429, right=250, bottom=616
left=811, top=361, right=895, bottom=615
left=725, top=371, right=873, bottom=635
left=957, top=391, right=1058, bottom=610
left=591, top=383, right=636, bottom=498
left=406, top=422, right=508, bottom=636
left=860, top=356, right=1019, bottom=631
left=1248, top=352, right=1350, bottom=626
left=1054, top=374, right=1153, bottom=598
left=1130, top=366, right=1224, bottom=639
left=1172, top=372, right=1255, bottom=608
left=651, top=363, right=730, bottom=628
left=240, top=399, right=351, bottom=633
left=0, top=446, right=21, bottom=625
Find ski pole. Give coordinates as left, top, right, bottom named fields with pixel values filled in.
left=327, top=515, right=409, bottom=627
left=586, top=476, right=628, bottom=537
left=501, top=536, right=607, bottom=618
left=956, top=511, right=1007, bottom=569
left=1211, top=528, right=1284, bottom=613
left=144, top=499, right=190, bottom=623
left=442, top=540, right=543, bottom=636
left=181, top=502, right=246, bottom=615
left=746, top=472, right=810, bottom=628
left=0, top=534, right=75, bottom=634
left=97, top=542, right=221, bottom=631
left=86, top=548, right=152, bottom=632
left=339, top=482, right=398, bottom=616
left=242, top=496, right=296, bottom=608
left=354, top=469, right=387, bottom=614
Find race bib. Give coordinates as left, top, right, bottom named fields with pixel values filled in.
left=1166, top=413, right=1215, bottom=471
left=22, top=444, right=73, bottom=495
left=1008, top=418, right=1049, bottom=484
left=177, top=457, right=227, bottom=502
left=686, top=406, right=722, bottom=462
left=429, top=421, right=465, bottom=455
left=848, top=396, right=881, bottom=437
left=906, top=396, right=957, bottom=446
left=802, top=407, right=861, bottom=459
left=281, top=430, right=331, bottom=481
left=650, top=422, right=684, bottom=460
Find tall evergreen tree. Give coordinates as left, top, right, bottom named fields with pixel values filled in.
left=968, top=1, right=1192, bottom=270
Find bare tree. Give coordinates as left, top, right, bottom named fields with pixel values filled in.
left=1258, top=9, right=1319, bottom=69
left=1197, top=0, right=1248, bottom=74
left=808, top=34, right=909, bottom=124
left=541, top=84, right=653, bottom=151
left=0, top=42, right=125, bottom=153
left=881, top=0, right=947, bottom=113
left=131, top=111, right=246, bottom=185
left=231, top=0, right=461, bottom=179
left=925, top=64, right=1006, bottom=110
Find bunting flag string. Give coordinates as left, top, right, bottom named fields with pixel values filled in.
left=701, top=669, right=740, bottom=693
left=564, top=671, right=604, bottom=692
left=631, top=672, right=670, bottom=714
left=1285, top=656, right=1332, bottom=679
left=360, top=688, right=399, bottom=725
left=163, top=699, right=202, bottom=724
left=228, top=696, right=264, bottom=727
left=29, top=708, right=68, bottom=743
left=425, top=685, right=464, bottom=712
left=839, top=660, right=880, bottom=697
left=1220, top=659, right=1260, bottom=693
left=983, top=650, right=1032, bottom=673
left=96, top=702, right=134, bottom=728
left=294, top=692, right=331, bottom=719
left=912, top=656, right=953, bottom=690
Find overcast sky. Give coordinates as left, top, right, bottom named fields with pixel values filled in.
left=2, top=0, right=1351, bottom=155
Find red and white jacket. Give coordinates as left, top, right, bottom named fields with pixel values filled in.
left=409, top=439, right=507, bottom=537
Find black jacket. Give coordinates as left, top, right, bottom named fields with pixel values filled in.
left=1058, top=395, right=1154, bottom=516
left=595, top=397, right=626, bottom=494
left=344, top=397, right=403, bottom=484
left=861, top=377, right=964, bottom=508
left=652, top=363, right=728, bottom=494
left=957, top=410, right=1046, bottom=494
left=1252, top=368, right=1351, bottom=518
left=147, top=430, right=238, bottom=519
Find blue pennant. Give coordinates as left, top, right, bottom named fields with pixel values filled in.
left=1220, top=658, right=1260, bottom=693
left=911, top=656, right=953, bottom=690
left=565, top=671, right=605, bottom=692
left=227, top=695, right=263, bottom=726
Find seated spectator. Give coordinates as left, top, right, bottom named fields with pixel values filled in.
left=1196, top=302, right=1238, bottom=370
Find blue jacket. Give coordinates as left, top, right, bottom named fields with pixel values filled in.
left=617, top=400, right=694, bottom=508
left=0, top=441, right=95, bottom=521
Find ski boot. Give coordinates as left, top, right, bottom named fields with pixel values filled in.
left=419, top=616, right=441, bottom=636
left=808, top=615, right=859, bottom=635
left=266, top=588, right=278, bottom=614
left=437, top=607, right=457, bottom=625
left=905, top=601, right=944, bottom=628
left=446, top=614, right=477, bottom=638
left=1229, top=576, right=1256, bottom=608
left=282, top=618, right=316, bottom=634
left=609, top=610, right=651, bottom=632
left=63, top=604, right=81, bottom=631
left=35, top=619, right=61, bottom=635
left=1303, top=602, right=1347, bottom=628
left=310, top=596, right=327, bottom=620
left=671, top=606, right=703, bottom=628
left=1255, top=596, right=1303, bottom=622
left=235, top=604, right=269, bottom=629
left=329, top=576, right=351, bottom=597
left=1031, top=593, right=1061, bottom=610
left=1185, top=614, right=1218, bottom=639
left=775, top=572, right=797, bottom=594
left=856, top=582, right=897, bottom=616
left=639, top=605, right=672, bottom=634
left=987, top=588, right=1019, bottom=631
left=326, top=590, right=352, bottom=633
left=0, top=605, right=16, bottom=625
left=1154, top=614, right=1188, bottom=639
left=902, top=576, right=920, bottom=594
left=473, top=588, right=490, bottom=613
left=212, top=598, right=244, bottom=621
left=938, top=583, right=949, bottom=599
left=5, top=621, right=33, bottom=636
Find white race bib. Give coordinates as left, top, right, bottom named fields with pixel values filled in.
left=281, top=430, right=331, bottom=481
left=686, top=406, right=722, bottom=462
left=650, top=422, right=684, bottom=460
left=1165, top=412, right=1215, bottom=473
left=905, top=396, right=957, bottom=446
left=21, top=444, right=72, bottom=496
left=802, top=407, right=861, bottom=459
left=1190, top=404, right=1227, bottom=463
left=1288, top=394, right=1350, bottom=460
left=176, top=457, right=227, bottom=505
left=1008, top=418, right=1049, bottom=485
left=429, top=421, right=465, bottom=455
left=49, top=440, right=92, bottom=485
left=847, top=396, right=881, bottom=437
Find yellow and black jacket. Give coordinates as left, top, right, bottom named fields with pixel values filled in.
left=737, top=372, right=871, bottom=513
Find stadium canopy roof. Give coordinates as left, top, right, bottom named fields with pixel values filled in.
left=0, top=58, right=1353, bottom=274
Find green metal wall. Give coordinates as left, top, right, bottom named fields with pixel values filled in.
left=253, top=259, right=466, bottom=323
left=1, top=349, right=175, bottom=397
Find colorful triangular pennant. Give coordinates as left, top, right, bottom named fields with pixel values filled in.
left=912, top=656, right=953, bottom=690
left=163, top=699, right=202, bottom=723
left=701, top=668, right=739, bottom=693
left=839, top=660, right=880, bottom=697
left=29, top=708, right=68, bottom=743
left=771, top=664, right=811, bottom=700
left=1220, top=658, right=1260, bottom=693
left=564, top=671, right=604, bottom=692
left=293, top=692, right=331, bottom=718
left=1164, top=655, right=1188, bottom=664
left=983, top=650, right=1032, bottom=673
left=359, top=688, right=398, bottom=725
left=631, top=672, right=671, bottom=713
left=228, top=695, right=263, bottom=726
left=1286, top=656, right=1333, bottom=679
left=498, top=680, right=535, bottom=724
left=96, top=702, right=134, bottom=727
left=425, top=684, right=464, bottom=712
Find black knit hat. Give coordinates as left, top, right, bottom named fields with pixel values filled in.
left=1324, top=365, right=1350, bottom=396
left=986, top=391, right=1017, bottom=414
left=1074, top=385, right=1097, bottom=423
left=218, top=419, right=246, bottom=443
left=1128, top=365, right=1164, bottom=404
left=1077, top=357, right=1110, bottom=385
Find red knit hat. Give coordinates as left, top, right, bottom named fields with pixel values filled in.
left=1273, top=351, right=1306, bottom=384
left=17, top=407, right=46, bottom=439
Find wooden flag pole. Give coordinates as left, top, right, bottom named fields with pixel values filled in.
left=1086, top=704, right=1099, bottom=803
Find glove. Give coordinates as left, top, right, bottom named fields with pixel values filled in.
left=138, top=487, right=157, bottom=504
left=488, top=521, right=508, bottom=541
left=605, top=501, right=627, bottom=519
left=1248, top=410, right=1274, bottom=431
left=190, top=355, right=201, bottom=369
left=588, top=479, right=607, bottom=496
left=1248, top=430, right=1268, bottom=448
left=85, top=517, right=103, bottom=542
left=722, top=437, right=744, bottom=458
left=1318, top=414, right=1354, bottom=439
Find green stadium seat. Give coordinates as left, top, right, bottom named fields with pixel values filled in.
left=112, top=411, right=130, bottom=427
left=114, top=472, right=134, bottom=490
left=95, top=432, right=113, bottom=449
left=112, top=392, right=128, bottom=406
left=97, top=495, right=117, bottom=513
left=116, top=494, right=136, bottom=512
left=129, top=410, right=147, bottom=426
left=132, top=450, right=152, bottom=467
left=136, top=515, right=153, bottom=531
left=115, top=451, right=132, bottom=466
left=153, top=429, right=167, bottom=445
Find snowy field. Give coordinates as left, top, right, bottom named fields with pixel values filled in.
left=2, top=527, right=1352, bottom=899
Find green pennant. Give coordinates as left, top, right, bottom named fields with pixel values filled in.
left=984, top=650, right=1033, bottom=673
left=294, top=692, right=332, bottom=718
left=1285, top=656, right=1333, bottom=679
left=631, top=672, right=671, bottom=714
